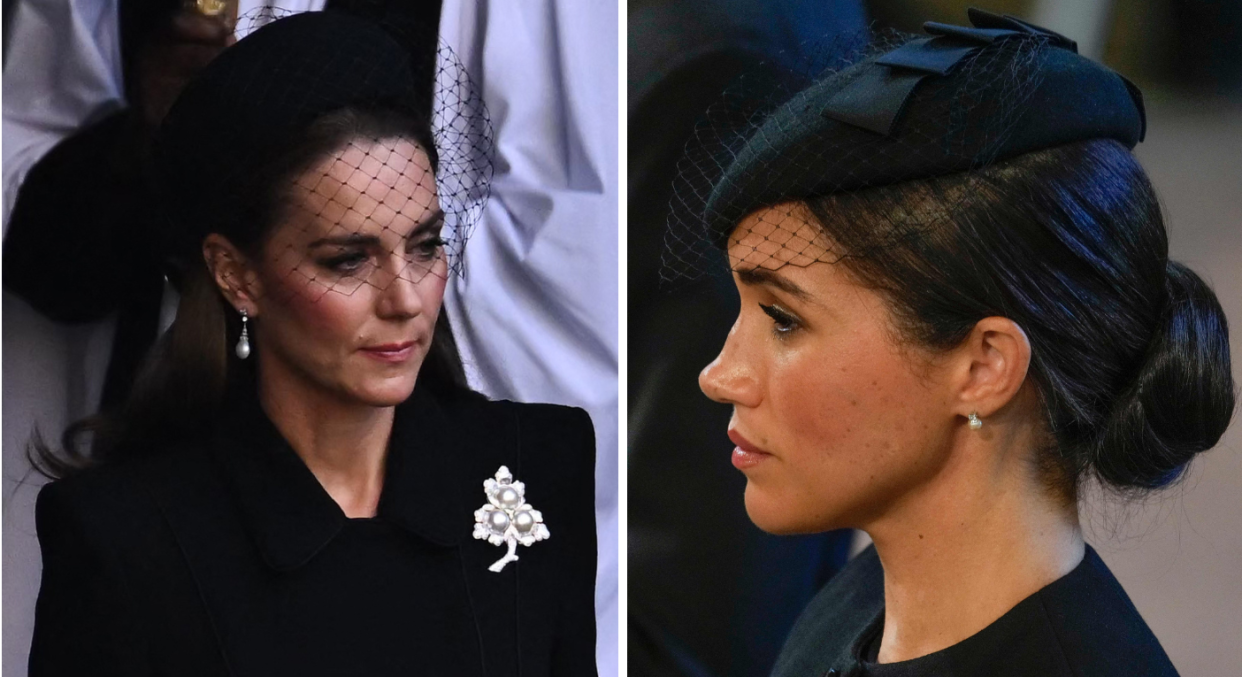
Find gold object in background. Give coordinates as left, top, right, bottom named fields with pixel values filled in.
left=195, top=0, right=231, bottom=16
left=192, top=0, right=238, bottom=29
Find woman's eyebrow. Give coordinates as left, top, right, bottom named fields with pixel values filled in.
left=307, top=233, right=380, bottom=248
left=736, top=267, right=815, bottom=303
left=407, top=208, right=445, bottom=238
left=306, top=208, right=445, bottom=249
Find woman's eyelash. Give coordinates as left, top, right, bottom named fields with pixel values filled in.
left=409, top=236, right=445, bottom=260
left=320, top=251, right=369, bottom=271
left=759, top=303, right=800, bottom=334
left=413, top=236, right=446, bottom=250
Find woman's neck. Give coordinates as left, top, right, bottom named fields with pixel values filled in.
left=257, top=365, right=394, bottom=519
left=863, top=419, right=1084, bottom=664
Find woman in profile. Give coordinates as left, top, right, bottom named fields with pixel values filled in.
left=28, top=12, right=596, bottom=676
left=679, top=9, right=1233, bottom=677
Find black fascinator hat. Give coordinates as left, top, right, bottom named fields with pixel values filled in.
left=154, top=10, right=492, bottom=287
left=665, top=8, right=1146, bottom=279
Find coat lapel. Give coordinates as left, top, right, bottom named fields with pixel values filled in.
left=139, top=381, right=526, bottom=676
left=378, top=384, right=467, bottom=547
left=208, top=387, right=345, bottom=572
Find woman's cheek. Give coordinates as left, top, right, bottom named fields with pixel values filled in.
left=418, top=272, right=448, bottom=318
left=772, top=349, right=904, bottom=523
left=772, top=350, right=864, bottom=451
left=284, top=282, right=370, bottom=338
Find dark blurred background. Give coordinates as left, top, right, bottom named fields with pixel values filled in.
left=628, top=1, right=1241, bottom=676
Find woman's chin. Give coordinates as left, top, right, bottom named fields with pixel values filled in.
left=744, top=484, right=810, bottom=535
left=345, top=376, right=419, bottom=408
left=743, top=482, right=848, bottom=535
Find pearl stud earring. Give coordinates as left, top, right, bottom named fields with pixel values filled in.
left=968, top=412, right=982, bottom=430
left=235, top=309, right=251, bottom=359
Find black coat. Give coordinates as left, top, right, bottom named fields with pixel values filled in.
left=771, top=545, right=1178, bottom=677
left=28, top=384, right=597, bottom=677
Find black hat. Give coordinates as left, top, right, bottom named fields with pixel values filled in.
left=664, top=8, right=1146, bottom=279
left=153, top=10, right=492, bottom=282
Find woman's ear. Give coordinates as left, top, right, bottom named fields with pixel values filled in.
left=951, top=316, right=1033, bottom=418
left=202, top=234, right=262, bottom=315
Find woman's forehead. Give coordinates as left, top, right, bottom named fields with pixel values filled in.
left=728, top=203, right=833, bottom=270
left=286, top=136, right=439, bottom=241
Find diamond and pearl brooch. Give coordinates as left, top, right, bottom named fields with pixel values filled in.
left=472, top=466, right=550, bottom=572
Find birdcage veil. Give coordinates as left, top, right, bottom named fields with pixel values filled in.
left=662, top=9, right=1144, bottom=285
left=153, top=9, right=493, bottom=305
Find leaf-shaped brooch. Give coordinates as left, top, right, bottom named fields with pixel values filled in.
left=472, top=466, right=550, bottom=572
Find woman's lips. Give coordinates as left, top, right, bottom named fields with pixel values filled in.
left=728, top=428, right=773, bottom=470
left=360, top=341, right=416, bottom=363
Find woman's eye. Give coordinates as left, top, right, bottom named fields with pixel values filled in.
left=759, top=303, right=800, bottom=335
left=410, top=236, right=445, bottom=261
left=320, top=251, right=370, bottom=274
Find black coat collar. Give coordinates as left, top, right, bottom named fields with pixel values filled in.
left=774, top=544, right=1178, bottom=677
left=210, top=380, right=467, bottom=572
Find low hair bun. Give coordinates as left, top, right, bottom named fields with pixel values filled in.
left=1093, top=260, right=1235, bottom=490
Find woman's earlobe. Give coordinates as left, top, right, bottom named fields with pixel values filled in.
left=957, top=317, right=1032, bottom=418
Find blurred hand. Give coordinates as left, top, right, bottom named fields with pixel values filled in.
left=136, top=9, right=236, bottom=126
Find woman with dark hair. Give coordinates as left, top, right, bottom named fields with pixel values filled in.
left=27, top=12, right=597, bottom=677
left=677, top=9, right=1234, bottom=677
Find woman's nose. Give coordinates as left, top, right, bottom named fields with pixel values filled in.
left=376, top=261, right=426, bottom=319
left=698, top=322, right=761, bottom=408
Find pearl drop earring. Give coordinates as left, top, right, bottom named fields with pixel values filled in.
left=235, top=309, right=251, bottom=359
left=968, top=412, right=982, bottom=430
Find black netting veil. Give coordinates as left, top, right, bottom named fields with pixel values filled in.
left=154, top=9, right=493, bottom=302
left=663, top=9, right=1144, bottom=285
